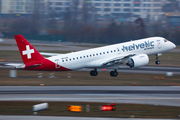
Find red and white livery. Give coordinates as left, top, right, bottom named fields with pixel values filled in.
left=14, top=35, right=176, bottom=77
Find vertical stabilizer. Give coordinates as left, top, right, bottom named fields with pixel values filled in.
left=14, top=35, right=45, bottom=64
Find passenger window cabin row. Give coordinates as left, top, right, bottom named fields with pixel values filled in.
left=62, top=49, right=120, bottom=62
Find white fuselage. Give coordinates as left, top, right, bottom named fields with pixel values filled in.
left=47, top=37, right=175, bottom=70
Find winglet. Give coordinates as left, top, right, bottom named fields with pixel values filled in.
left=14, top=35, right=45, bottom=64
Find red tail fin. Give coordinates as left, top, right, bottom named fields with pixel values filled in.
left=14, top=35, right=45, bottom=64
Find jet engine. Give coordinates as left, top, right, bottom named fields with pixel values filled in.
left=127, top=54, right=149, bottom=68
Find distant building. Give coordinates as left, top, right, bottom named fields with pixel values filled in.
left=0, top=0, right=48, bottom=14
left=0, top=0, right=173, bottom=21
left=45, top=0, right=167, bottom=21
left=1, top=0, right=34, bottom=14
left=89, top=0, right=166, bottom=21
left=165, top=12, right=180, bottom=27
left=48, top=0, right=72, bottom=12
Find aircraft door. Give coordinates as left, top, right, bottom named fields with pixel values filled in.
left=117, top=47, right=121, bottom=55
left=157, top=40, right=162, bottom=49
left=55, top=59, right=61, bottom=68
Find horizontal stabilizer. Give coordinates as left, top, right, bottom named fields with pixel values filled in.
left=40, top=52, right=63, bottom=56
left=5, top=63, right=23, bottom=67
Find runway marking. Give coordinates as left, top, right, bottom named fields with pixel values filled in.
left=11, top=94, right=180, bottom=100
left=2, top=94, right=180, bottom=100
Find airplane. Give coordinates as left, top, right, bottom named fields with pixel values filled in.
left=13, top=35, right=176, bottom=77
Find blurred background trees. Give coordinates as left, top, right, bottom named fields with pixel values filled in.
left=1, top=0, right=180, bottom=45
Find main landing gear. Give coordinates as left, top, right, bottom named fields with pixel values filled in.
left=90, top=68, right=118, bottom=77
left=155, top=54, right=160, bottom=65
left=90, top=69, right=98, bottom=76
left=110, top=69, right=118, bottom=77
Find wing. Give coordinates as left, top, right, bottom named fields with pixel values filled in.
left=40, top=52, right=63, bottom=56
left=86, top=54, right=135, bottom=68
left=102, top=54, right=135, bottom=66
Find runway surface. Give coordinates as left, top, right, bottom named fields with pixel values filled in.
left=1, top=61, right=180, bottom=75
left=0, top=86, right=180, bottom=107
left=0, top=115, right=178, bottom=120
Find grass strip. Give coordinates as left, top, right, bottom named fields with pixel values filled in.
left=0, top=101, right=180, bottom=118
left=0, top=69, right=180, bottom=86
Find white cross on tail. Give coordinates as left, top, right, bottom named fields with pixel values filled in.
left=22, top=45, right=34, bottom=59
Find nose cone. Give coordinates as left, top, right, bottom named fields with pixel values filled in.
left=172, top=42, right=176, bottom=49
left=168, top=41, right=176, bottom=49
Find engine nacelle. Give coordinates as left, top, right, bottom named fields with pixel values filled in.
left=127, top=54, right=149, bottom=68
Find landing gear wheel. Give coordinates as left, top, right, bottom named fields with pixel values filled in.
left=90, top=70, right=98, bottom=76
left=110, top=71, right=114, bottom=76
left=155, top=60, right=160, bottom=65
left=110, top=70, right=118, bottom=77
left=94, top=71, right=98, bottom=76
left=90, top=71, right=94, bottom=76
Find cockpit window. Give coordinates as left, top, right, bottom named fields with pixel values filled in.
left=164, top=39, right=168, bottom=42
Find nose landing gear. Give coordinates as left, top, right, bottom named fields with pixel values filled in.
left=155, top=54, right=160, bottom=65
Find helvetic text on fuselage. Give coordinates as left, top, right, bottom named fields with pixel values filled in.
left=122, top=41, right=154, bottom=52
